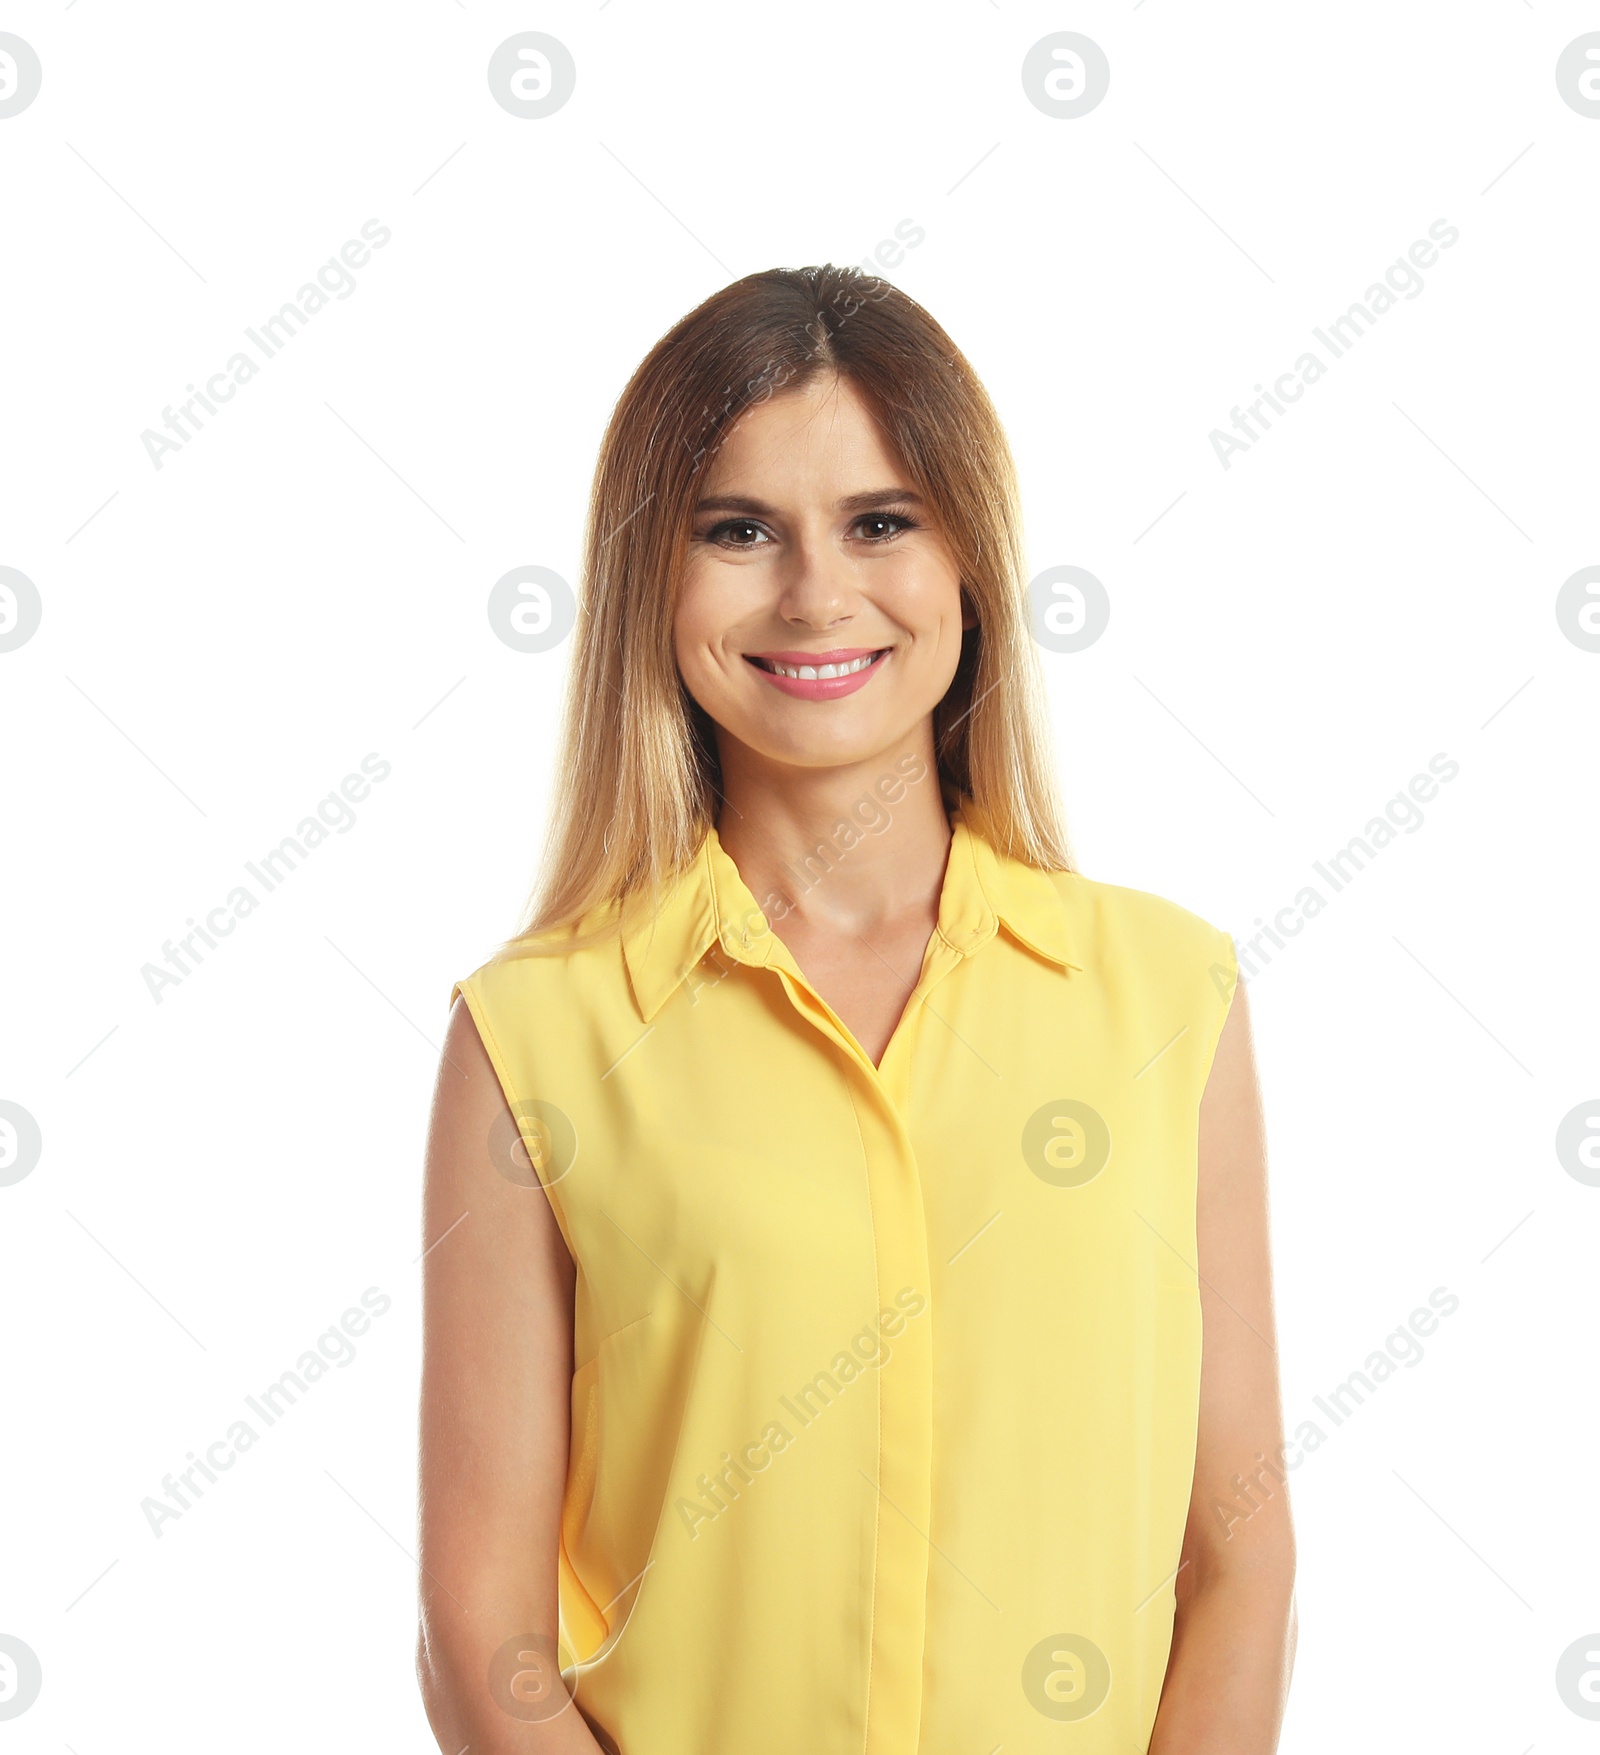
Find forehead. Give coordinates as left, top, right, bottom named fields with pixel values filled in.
left=702, top=375, right=903, bottom=494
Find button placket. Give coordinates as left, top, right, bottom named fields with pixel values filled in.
left=762, top=935, right=981, bottom=1755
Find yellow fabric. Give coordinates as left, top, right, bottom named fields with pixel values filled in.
left=450, top=805, right=1238, bottom=1754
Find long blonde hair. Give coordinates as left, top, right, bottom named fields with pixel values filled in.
left=511, top=264, right=1074, bottom=953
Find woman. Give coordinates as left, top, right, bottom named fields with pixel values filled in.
left=416, top=265, right=1296, bottom=1754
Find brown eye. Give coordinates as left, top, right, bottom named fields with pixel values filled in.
left=705, top=518, right=770, bottom=548
left=854, top=512, right=919, bottom=542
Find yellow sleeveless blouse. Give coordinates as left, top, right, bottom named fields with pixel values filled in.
left=450, top=805, right=1237, bottom=1754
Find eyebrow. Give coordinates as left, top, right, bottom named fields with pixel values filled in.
left=693, top=488, right=926, bottom=516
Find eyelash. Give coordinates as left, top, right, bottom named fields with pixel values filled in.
left=699, top=510, right=921, bottom=549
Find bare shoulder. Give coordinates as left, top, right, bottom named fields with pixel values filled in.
left=423, top=994, right=573, bottom=1283
left=1201, top=971, right=1259, bottom=1128
left=431, top=993, right=510, bottom=1143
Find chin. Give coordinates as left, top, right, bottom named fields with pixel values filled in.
left=744, top=719, right=909, bottom=772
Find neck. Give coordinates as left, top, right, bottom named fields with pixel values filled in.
left=712, top=728, right=954, bottom=934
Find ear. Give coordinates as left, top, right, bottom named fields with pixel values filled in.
left=959, top=586, right=979, bottom=631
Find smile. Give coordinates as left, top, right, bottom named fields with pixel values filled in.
left=744, top=647, right=892, bottom=700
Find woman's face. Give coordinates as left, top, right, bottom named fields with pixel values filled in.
left=674, top=372, right=974, bottom=779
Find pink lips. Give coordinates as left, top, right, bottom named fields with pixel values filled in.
left=744, top=646, right=891, bottom=701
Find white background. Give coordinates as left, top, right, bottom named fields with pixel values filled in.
left=2, top=3, right=1597, bottom=1750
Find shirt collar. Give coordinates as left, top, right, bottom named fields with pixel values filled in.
left=620, top=803, right=1078, bottom=1024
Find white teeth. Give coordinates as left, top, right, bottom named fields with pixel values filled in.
left=765, top=651, right=882, bottom=680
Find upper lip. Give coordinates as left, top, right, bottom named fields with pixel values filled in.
left=745, top=646, right=887, bottom=665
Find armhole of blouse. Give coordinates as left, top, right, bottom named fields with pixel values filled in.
left=1194, top=922, right=1240, bottom=1109
left=450, top=972, right=580, bottom=1268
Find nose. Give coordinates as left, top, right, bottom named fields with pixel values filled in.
left=775, top=528, right=858, bottom=630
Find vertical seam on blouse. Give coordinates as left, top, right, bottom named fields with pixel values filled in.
left=833, top=1044, right=883, bottom=1755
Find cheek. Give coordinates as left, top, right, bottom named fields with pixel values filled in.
left=672, top=570, right=716, bottom=666
left=673, top=571, right=744, bottom=691
left=887, top=574, right=965, bottom=649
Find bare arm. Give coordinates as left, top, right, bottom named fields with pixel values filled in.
left=1149, top=977, right=1298, bottom=1753
left=416, top=997, right=603, bottom=1752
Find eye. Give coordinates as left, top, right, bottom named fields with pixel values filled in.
left=695, top=508, right=922, bottom=549
left=852, top=510, right=920, bottom=543
left=702, top=518, right=771, bottom=548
